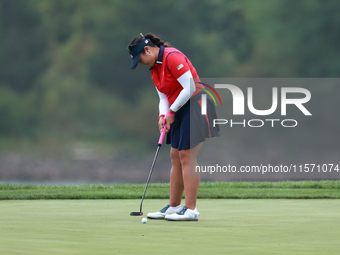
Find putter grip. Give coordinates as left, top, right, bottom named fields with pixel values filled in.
left=158, top=119, right=167, bottom=145
left=158, top=110, right=175, bottom=145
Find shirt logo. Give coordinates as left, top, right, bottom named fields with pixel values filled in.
left=177, top=64, right=184, bottom=70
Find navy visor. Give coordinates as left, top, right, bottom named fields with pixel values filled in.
left=128, top=39, right=150, bottom=70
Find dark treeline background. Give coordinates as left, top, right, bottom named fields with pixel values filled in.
left=0, top=0, right=339, bottom=182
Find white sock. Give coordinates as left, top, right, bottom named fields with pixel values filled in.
left=187, top=207, right=197, bottom=212
left=170, top=205, right=181, bottom=210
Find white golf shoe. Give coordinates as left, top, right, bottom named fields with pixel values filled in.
left=147, top=204, right=181, bottom=219
left=165, top=206, right=200, bottom=221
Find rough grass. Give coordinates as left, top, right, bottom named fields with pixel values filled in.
left=0, top=180, right=339, bottom=200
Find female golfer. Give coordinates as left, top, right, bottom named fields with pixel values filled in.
left=127, top=33, right=219, bottom=221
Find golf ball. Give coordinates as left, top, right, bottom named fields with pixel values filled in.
left=141, top=218, right=147, bottom=224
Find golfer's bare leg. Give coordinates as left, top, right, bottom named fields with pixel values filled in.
left=179, top=142, right=202, bottom=210
left=169, top=147, right=184, bottom=207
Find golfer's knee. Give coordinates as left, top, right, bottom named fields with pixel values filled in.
left=170, top=148, right=180, bottom=164
left=179, top=149, right=190, bottom=165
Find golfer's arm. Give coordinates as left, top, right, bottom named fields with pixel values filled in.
left=156, top=88, right=170, bottom=117
left=170, top=70, right=195, bottom=112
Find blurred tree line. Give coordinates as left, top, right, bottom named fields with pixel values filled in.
left=0, top=0, right=339, bottom=150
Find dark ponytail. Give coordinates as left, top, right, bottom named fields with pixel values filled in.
left=144, top=33, right=171, bottom=48
left=127, top=33, right=171, bottom=53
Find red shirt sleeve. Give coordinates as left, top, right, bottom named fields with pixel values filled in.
left=165, top=52, right=190, bottom=79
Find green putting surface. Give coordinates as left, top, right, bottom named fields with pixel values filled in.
left=0, top=199, right=339, bottom=254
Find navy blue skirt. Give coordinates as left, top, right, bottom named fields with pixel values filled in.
left=166, top=92, right=220, bottom=150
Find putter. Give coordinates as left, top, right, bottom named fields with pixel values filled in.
left=130, top=117, right=169, bottom=216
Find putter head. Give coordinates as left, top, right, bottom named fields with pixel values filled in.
left=130, top=212, right=143, bottom=216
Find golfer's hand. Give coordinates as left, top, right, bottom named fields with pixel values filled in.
left=158, top=117, right=165, bottom=134
left=164, top=115, right=175, bottom=133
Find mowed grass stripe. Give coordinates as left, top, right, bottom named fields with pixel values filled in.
left=0, top=181, right=339, bottom=199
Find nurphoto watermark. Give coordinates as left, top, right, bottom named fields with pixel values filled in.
left=190, top=78, right=340, bottom=181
